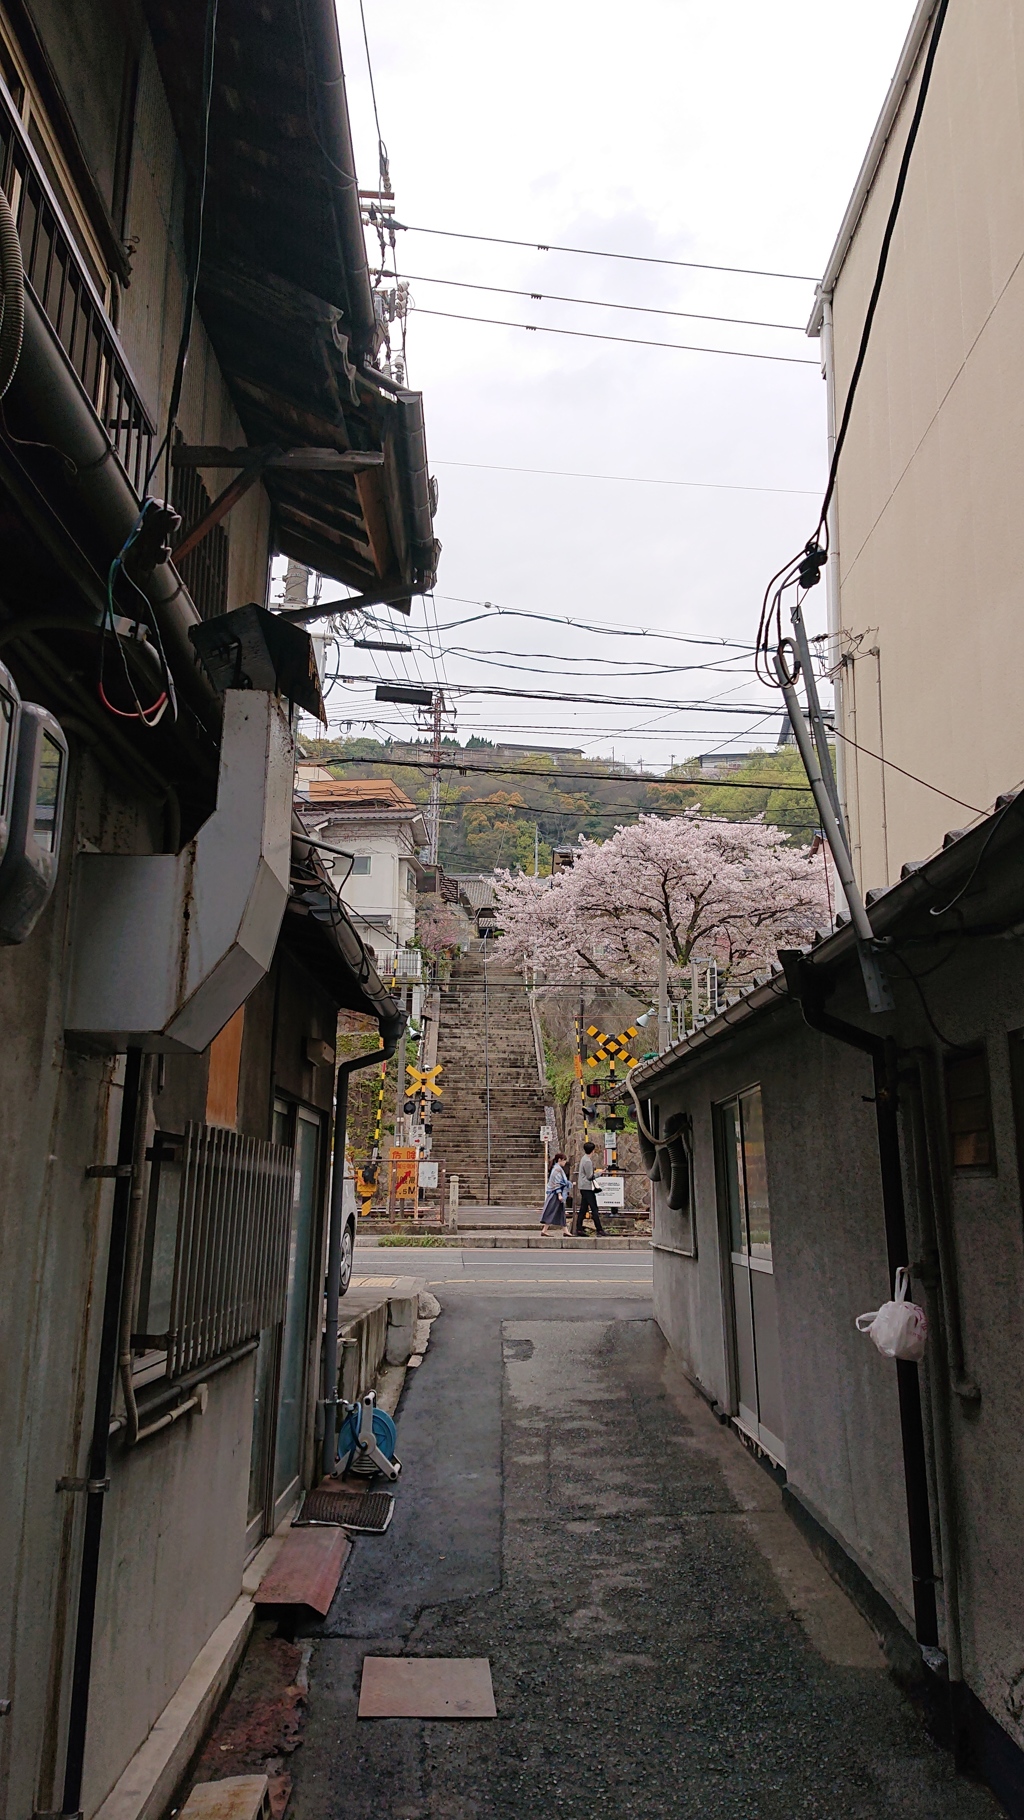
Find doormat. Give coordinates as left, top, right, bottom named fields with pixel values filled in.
left=296, top=1487, right=395, bottom=1533
left=358, top=1657, right=496, bottom=1720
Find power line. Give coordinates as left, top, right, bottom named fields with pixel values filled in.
left=430, top=460, right=820, bottom=499
left=375, top=216, right=818, bottom=283
left=396, top=271, right=804, bottom=333
left=412, top=306, right=820, bottom=367
left=334, top=674, right=783, bottom=713
left=314, top=753, right=818, bottom=790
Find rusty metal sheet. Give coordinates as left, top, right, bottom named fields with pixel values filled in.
left=254, top=1527, right=350, bottom=1615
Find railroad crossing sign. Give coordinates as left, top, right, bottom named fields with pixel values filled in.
left=406, top=1062, right=443, bottom=1097
left=586, top=1026, right=639, bottom=1069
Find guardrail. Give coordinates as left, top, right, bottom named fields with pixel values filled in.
left=0, top=75, right=155, bottom=492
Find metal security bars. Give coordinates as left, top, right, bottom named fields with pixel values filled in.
left=0, top=75, right=156, bottom=491
left=159, top=1124, right=293, bottom=1380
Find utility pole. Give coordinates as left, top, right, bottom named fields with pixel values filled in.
left=534, top=823, right=539, bottom=877
left=658, top=920, right=669, bottom=1053
left=426, top=689, right=445, bottom=865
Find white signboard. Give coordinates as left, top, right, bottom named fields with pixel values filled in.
left=418, top=1160, right=439, bottom=1189
left=594, top=1173, right=625, bottom=1208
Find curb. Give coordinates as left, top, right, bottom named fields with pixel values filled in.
left=356, top=1234, right=652, bottom=1250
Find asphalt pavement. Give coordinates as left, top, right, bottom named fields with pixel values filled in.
left=292, top=1249, right=998, bottom=1820
left=353, top=1246, right=653, bottom=1296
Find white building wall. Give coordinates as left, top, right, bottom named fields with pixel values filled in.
left=826, top=0, right=1024, bottom=890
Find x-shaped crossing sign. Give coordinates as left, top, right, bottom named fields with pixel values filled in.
left=406, top=1062, right=443, bottom=1097
left=586, top=1026, right=639, bottom=1069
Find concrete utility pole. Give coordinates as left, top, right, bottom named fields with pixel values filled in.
left=426, top=690, right=445, bottom=865
left=282, top=559, right=309, bottom=609
left=658, top=920, right=669, bottom=1052
left=534, top=823, right=539, bottom=877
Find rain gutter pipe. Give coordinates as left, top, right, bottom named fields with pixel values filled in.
left=779, top=952, right=939, bottom=1653
left=901, top=1058, right=968, bottom=1753
left=61, top=1048, right=145, bottom=1818
left=322, top=1022, right=404, bottom=1477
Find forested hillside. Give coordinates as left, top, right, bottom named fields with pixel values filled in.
left=299, top=735, right=822, bottom=871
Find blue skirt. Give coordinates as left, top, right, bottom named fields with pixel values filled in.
left=540, top=1190, right=565, bottom=1227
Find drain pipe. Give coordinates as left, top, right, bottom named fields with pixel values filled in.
left=62, top=1048, right=146, bottom=1818
left=901, top=1059, right=966, bottom=1746
left=779, top=954, right=939, bottom=1650
left=322, top=1027, right=403, bottom=1478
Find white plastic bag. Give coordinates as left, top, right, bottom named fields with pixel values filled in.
left=856, top=1267, right=928, bottom=1361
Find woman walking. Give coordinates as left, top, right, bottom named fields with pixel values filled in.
left=540, top=1151, right=570, bottom=1232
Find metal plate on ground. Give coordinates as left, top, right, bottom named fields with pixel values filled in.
left=298, top=1487, right=395, bottom=1533
left=358, top=1656, right=496, bottom=1719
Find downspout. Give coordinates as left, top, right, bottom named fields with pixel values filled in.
left=901, top=1058, right=969, bottom=1759
left=779, top=954, right=939, bottom=1651
left=61, top=1048, right=146, bottom=1818
left=322, top=1022, right=404, bottom=1477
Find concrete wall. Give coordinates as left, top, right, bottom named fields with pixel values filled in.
left=0, top=7, right=281, bottom=1814
left=828, top=0, right=1024, bottom=890
left=648, top=944, right=1024, bottom=1757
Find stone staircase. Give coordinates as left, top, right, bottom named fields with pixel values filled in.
left=431, top=953, right=547, bottom=1205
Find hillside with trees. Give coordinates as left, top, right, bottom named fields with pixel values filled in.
left=298, top=735, right=823, bottom=871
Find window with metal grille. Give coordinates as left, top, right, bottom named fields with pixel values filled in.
left=171, top=444, right=230, bottom=621
left=944, top=1048, right=994, bottom=1173
left=135, top=1123, right=294, bottom=1381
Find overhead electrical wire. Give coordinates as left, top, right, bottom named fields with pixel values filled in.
left=411, top=306, right=820, bottom=366
left=335, top=675, right=783, bottom=714
left=372, top=215, right=817, bottom=283
left=430, top=459, right=820, bottom=499
left=318, top=754, right=819, bottom=790
left=395, top=272, right=805, bottom=333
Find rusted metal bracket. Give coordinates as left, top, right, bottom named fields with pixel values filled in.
left=170, top=445, right=386, bottom=566
left=55, top=1477, right=110, bottom=1494
left=85, top=1163, right=132, bottom=1179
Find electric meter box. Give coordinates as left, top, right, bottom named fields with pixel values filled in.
left=0, top=702, right=68, bottom=944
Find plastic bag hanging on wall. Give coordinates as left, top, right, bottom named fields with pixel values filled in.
left=856, top=1267, right=928, bottom=1361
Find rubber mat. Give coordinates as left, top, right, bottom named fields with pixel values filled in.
left=298, top=1487, right=395, bottom=1533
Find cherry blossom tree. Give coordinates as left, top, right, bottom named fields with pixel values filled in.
left=492, top=812, right=831, bottom=995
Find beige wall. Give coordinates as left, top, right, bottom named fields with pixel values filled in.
left=828, top=0, right=1024, bottom=889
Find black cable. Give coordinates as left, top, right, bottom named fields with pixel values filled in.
left=395, top=271, right=805, bottom=333
left=755, top=0, right=950, bottom=690
left=411, top=306, right=819, bottom=367
left=144, top=0, right=219, bottom=498
left=820, top=0, right=949, bottom=533
left=887, top=948, right=973, bottom=1051
left=928, top=790, right=1021, bottom=918
left=374, top=215, right=817, bottom=283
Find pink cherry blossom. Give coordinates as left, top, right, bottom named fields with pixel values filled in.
left=493, top=812, right=831, bottom=995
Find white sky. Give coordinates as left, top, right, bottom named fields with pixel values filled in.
left=314, top=1, right=918, bottom=770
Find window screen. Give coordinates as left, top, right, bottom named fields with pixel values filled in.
left=944, top=1048, right=994, bottom=1171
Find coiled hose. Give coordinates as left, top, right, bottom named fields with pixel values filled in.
left=0, top=180, right=25, bottom=398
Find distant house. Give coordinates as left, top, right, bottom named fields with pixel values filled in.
left=296, top=768, right=428, bottom=1006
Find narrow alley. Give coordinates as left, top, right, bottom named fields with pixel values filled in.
left=290, top=1256, right=997, bottom=1820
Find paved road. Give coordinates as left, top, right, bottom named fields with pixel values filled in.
left=354, top=1247, right=653, bottom=1296
left=294, top=1251, right=997, bottom=1820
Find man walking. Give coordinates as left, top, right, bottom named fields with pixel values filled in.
left=573, top=1141, right=605, bottom=1236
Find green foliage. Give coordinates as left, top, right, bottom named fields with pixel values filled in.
left=298, top=734, right=822, bottom=871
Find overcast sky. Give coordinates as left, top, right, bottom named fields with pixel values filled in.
left=316, top=1, right=918, bottom=769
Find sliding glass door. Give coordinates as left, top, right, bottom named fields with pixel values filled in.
left=716, top=1086, right=786, bottom=1465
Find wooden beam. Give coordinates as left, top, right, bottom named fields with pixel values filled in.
left=173, top=446, right=385, bottom=471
